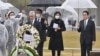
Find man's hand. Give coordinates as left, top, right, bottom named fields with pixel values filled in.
left=92, top=41, right=96, bottom=45
left=44, top=20, right=48, bottom=24
left=77, top=22, right=80, bottom=27
left=77, top=22, right=80, bottom=29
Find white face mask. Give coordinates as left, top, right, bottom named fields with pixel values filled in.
left=55, top=16, right=60, bottom=19
left=10, top=16, right=15, bottom=19
left=36, top=14, right=41, bottom=18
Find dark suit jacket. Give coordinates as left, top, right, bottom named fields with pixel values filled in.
left=36, top=18, right=47, bottom=42
left=26, top=19, right=40, bottom=32
left=78, top=19, right=96, bottom=44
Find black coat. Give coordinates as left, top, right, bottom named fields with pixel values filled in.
left=48, top=19, right=66, bottom=50
left=36, top=18, right=47, bottom=42
left=77, top=19, right=96, bottom=44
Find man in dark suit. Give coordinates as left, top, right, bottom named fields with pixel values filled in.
left=35, top=9, right=48, bottom=56
left=26, top=11, right=40, bottom=32
left=77, top=11, right=96, bottom=56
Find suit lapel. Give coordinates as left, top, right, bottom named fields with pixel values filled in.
left=33, top=19, right=38, bottom=26
left=82, top=20, right=85, bottom=30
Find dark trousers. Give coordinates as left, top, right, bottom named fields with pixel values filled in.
left=81, top=42, right=92, bottom=56
left=37, top=41, right=44, bottom=56
left=52, top=50, right=61, bottom=56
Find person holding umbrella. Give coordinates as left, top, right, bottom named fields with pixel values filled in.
left=35, top=9, right=48, bottom=56
left=4, top=11, right=16, bottom=56
left=77, top=11, right=96, bottom=56
left=48, top=11, right=66, bottom=56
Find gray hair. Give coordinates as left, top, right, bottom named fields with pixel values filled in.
left=29, top=11, right=35, bottom=15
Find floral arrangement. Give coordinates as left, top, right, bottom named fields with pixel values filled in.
left=11, top=24, right=40, bottom=56
left=16, top=24, right=40, bottom=48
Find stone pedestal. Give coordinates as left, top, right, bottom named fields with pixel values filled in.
left=90, top=51, right=100, bottom=56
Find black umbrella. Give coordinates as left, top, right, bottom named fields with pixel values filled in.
left=27, top=0, right=62, bottom=7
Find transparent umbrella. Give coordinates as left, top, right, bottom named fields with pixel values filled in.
left=0, top=2, right=19, bottom=15
left=64, top=0, right=97, bottom=8
left=46, top=5, right=78, bottom=19
left=5, top=3, right=14, bottom=8
left=5, top=3, right=20, bottom=15
left=0, top=1, right=9, bottom=10
left=63, top=0, right=97, bottom=21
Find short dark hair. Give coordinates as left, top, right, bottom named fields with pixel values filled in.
left=36, top=9, right=43, bottom=14
left=83, top=11, right=89, bottom=15
left=8, top=12, right=15, bottom=18
left=54, top=11, right=61, bottom=16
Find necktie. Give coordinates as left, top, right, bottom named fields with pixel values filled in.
left=84, top=20, right=87, bottom=29
left=37, top=19, right=39, bottom=22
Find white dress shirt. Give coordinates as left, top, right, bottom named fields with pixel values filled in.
left=32, top=19, right=35, bottom=24
left=84, top=18, right=89, bottom=26
left=37, top=18, right=41, bottom=22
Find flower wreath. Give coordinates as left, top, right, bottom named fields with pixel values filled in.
left=11, top=24, right=40, bottom=56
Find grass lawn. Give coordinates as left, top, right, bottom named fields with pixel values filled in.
left=43, top=31, right=100, bottom=56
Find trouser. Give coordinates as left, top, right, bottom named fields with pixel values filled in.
left=52, top=50, right=61, bottom=56
left=81, top=43, right=92, bottom=56
left=37, top=41, right=44, bottom=56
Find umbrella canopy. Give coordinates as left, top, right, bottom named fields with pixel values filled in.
left=0, top=1, right=9, bottom=10
left=5, top=3, right=19, bottom=15
left=0, top=1, right=19, bottom=15
left=46, top=5, right=78, bottom=19
left=5, top=3, right=14, bottom=8
left=0, top=1, right=15, bottom=10
left=64, top=0, right=97, bottom=8
left=9, top=7, right=20, bottom=15
left=27, top=0, right=62, bottom=7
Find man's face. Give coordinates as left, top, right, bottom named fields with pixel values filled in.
left=22, top=10, right=26, bottom=14
left=29, top=13, right=35, bottom=20
left=35, top=11, right=42, bottom=18
left=83, top=13, right=89, bottom=20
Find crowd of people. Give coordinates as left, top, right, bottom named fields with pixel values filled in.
left=0, top=9, right=96, bottom=56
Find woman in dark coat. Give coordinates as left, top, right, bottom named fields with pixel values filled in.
left=48, top=11, right=66, bottom=56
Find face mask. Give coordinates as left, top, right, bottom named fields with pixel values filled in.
left=55, top=16, right=60, bottom=19
left=36, top=14, right=41, bottom=18
left=10, top=16, right=15, bottom=19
